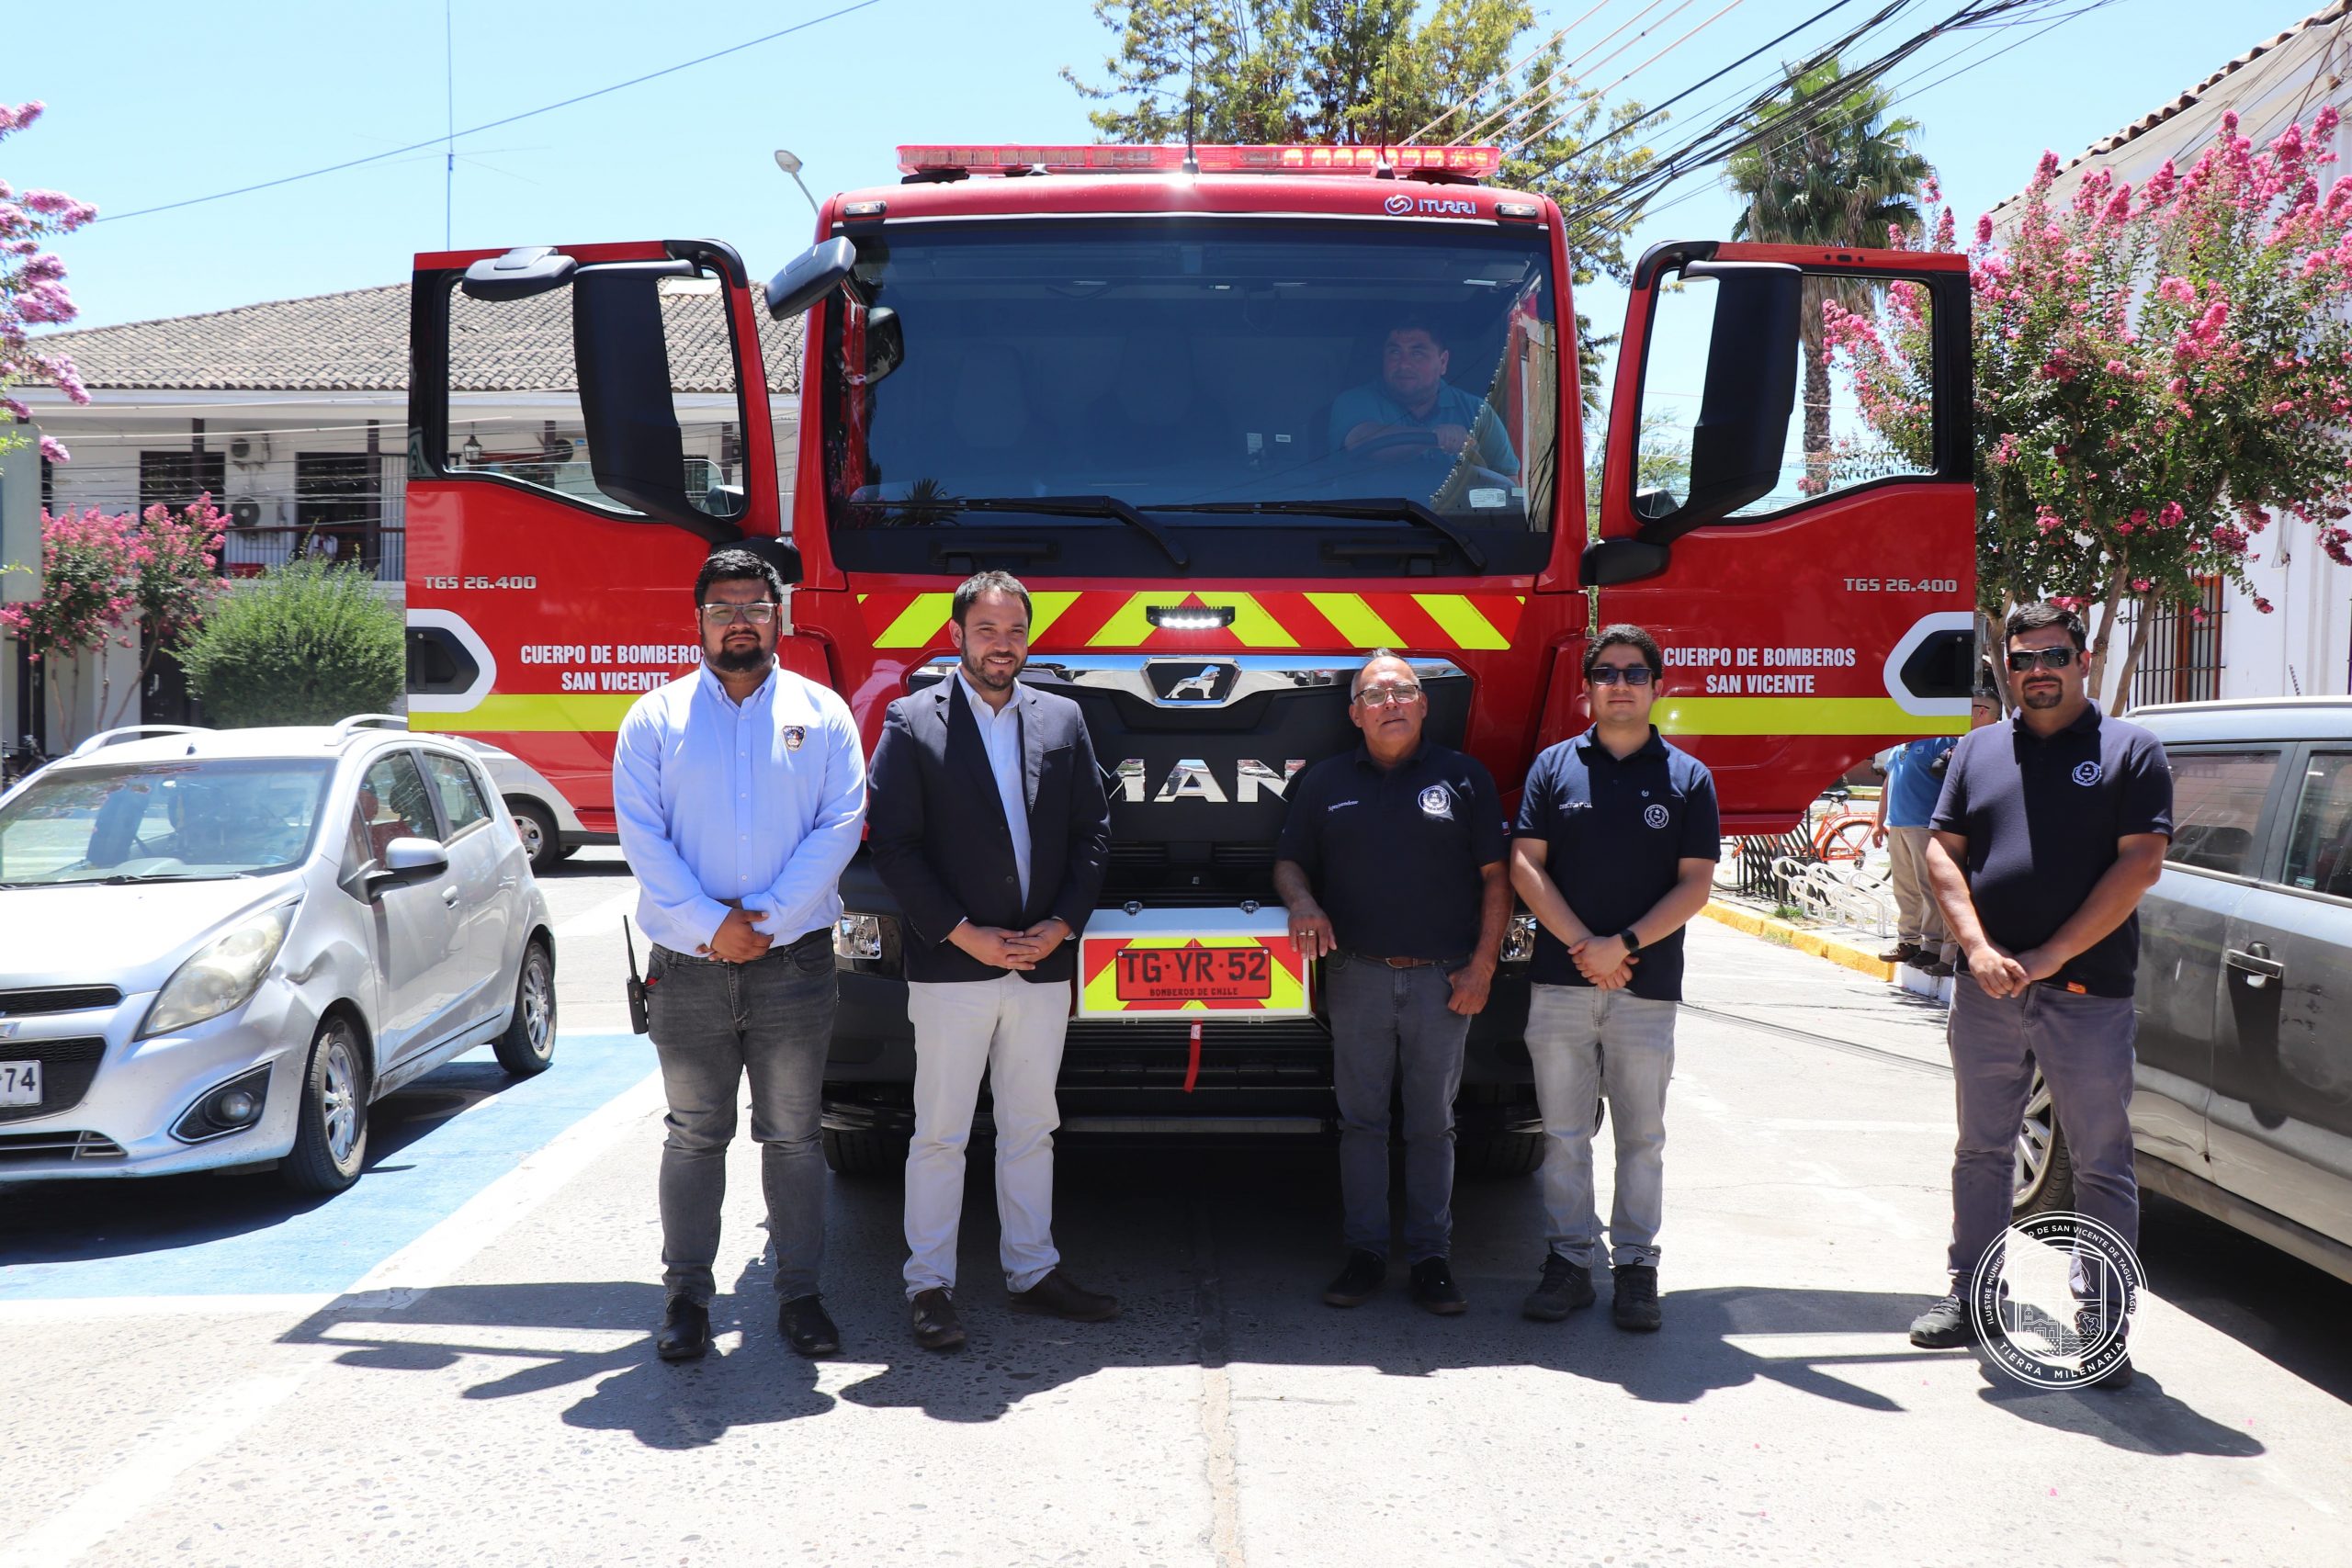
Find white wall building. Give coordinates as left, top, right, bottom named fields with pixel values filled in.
left=2035, top=1, right=2352, bottom=705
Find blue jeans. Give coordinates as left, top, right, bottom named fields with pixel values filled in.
left=646, top=931, right=836, bottom=1304
left=1947, top=978, right=2138, bottom=1311
left=1526, top=983, right=1678, bottom=1269
left=1325, top=953, right=1470, bottom=1263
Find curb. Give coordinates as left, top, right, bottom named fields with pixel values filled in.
left=1699, top=900, right=1894, bottom=982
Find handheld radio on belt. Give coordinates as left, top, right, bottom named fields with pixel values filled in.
left=624, top=919, right=653, bottom=1034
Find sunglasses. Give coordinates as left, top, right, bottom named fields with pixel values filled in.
left=2006, top=647, right=2078, bottom=672
left=1587, top=664, right=1656, bottom=686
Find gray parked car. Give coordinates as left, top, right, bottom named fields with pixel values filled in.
left=0, top=717, right=556, bottom=1192
left=2012, top=697, right=2352, bottom=1284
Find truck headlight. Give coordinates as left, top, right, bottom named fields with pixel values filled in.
left=1501, top=911, right=1538, bottom=965
left=141, top=903, right=297, bottom=1038
left=833, top=912, right=901, bottom=976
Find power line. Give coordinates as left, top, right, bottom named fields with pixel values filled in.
left=92, top=0, right=882, bottom=225
left=1485, top=0, right=1751, bottom=149
left=1460, top=0, right=1687, bottom=144
left=1408, top=0, right=1615, bottom=144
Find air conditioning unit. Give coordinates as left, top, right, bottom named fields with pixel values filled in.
left=230, top=497, right=264, bottom=527
left=228, top=434, right=270, bottom=468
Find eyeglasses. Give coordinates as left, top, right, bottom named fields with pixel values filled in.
left=1354, top=683, right=1425, bottom=708
left=2006, top=647, right=2078, bottom=672
left=1587, top=664, right=1656, bottom=686
left=699, top=601, right=779, bottom=626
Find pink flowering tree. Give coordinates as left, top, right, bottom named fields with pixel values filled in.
left=0, top=500, right=227, bottom=731
left=0, top=100, right=95, bottom=468
left=1824, top=107, right=2352, bottom=708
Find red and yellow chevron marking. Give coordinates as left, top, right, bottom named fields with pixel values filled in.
left=1080, top=934, right=1311, bottom=1016
left=857, top=589, right=1526, bottom=655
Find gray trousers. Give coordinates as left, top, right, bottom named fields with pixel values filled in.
left=1325, top=953, right=1470, bottom=1263
left=646, top=932, right=836, bottom=1305
left=1887, top=826, right=1951, bottom=957
left=1526, top=983, right=1678, bottom=1269
left=1947, top=978, right=2138, bottom=1304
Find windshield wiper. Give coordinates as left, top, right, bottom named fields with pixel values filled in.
left=942, top=495, right=1190, bottom=570
left=1154, top=498, right=1487, bottom=572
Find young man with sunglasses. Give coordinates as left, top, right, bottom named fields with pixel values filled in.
left=614, top=547, right=868, bottom=1363
left=1276, top=650, right=1511, bottom=1314
left=1907, top=602, right=2170, bottom=1388
left=1509, top=624, right=1719, bottom=1330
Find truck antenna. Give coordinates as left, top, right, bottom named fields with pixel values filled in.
left=1183, top=28, right=1200, bottom=175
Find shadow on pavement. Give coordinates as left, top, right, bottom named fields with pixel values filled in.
left=1977, top=1369, right=2264, bottom=1457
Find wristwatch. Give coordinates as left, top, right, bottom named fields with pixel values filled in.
left=1619, top=927, right=1644, bottom=956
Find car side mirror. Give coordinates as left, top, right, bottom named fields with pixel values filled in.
left=766, top=237, right=858, bottom=320
left=368, top=837, right=449, bottom=896
left=1636, top=260, right=1801, bottom=547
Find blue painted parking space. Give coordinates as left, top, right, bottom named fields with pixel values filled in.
left=0, top=1032, right=653, bottom=1301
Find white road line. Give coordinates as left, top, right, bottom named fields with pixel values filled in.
left=3, top=1067, right=665, bottom=1567
left=555, top=890, right=639, bottom=942
left=0, top=1372, right=308, bottom=1568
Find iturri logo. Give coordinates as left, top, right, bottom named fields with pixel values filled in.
left=1383, top=193, right=1415, bottom=215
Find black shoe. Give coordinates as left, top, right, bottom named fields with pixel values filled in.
left=1908, top=1292, right=1980, bottom=1348
left=1007, top=1268, right=1121, bottom=1322
left=1322, top=1249, right=1386, bottom=1308
left=656, top=1297, right=710, bottom=1361
left=1611, top=1264, right=1662, bottom=1331
left=778, top=1293, right=840, bottom=1358
left=1521, top=1252, right=1596, bottom=1322
left=1410, top=1257, right=1468, bottom=1315
left=910, top=1287, right=966, bottom=1351
left=1920, top=958, right=1955, bottom=978
left=1880, top=942, right=1921, bottom=965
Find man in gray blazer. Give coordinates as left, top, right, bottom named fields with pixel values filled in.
left=866, top=570, right=1115, bottom=1351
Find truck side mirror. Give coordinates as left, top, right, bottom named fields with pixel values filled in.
left=865, top=305, right=905, bottom=382
left=1637, top=260, right=1800, bottom=546
left=572, top=261, right=744, bottom=544
left=766, top=237, right=858, bottom=320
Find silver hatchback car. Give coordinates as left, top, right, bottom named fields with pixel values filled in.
left=0, top=716, right=556, bottom=1192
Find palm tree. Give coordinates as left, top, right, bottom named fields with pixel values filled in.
left=1726, top=59, right=1932, bottom=491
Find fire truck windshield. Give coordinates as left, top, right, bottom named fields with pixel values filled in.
left=820, top=220, right=1559, bottom=578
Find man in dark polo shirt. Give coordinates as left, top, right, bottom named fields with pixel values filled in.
left=1509, top=624, right=1719, bottom=1331
left=1275, top=649, right=1511, bottom=1314
left=1908, top=602, right=2170, bottom=1386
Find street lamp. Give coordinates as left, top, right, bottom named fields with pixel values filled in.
left=773, top=148, right=820, bottom=218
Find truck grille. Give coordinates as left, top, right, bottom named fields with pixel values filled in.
left=1061, top=1018, right=1332, bottom=1089
left=0, top=1037, right=107, bottom=1125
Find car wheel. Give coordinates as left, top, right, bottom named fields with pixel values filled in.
left=822, top=1127, right=908, bottom=1178
left=2012, top=1066, right=2075, bottom=1216
left=283, top=1015, right=368, bottom=1194
left=492, top=940, right=557, bottom=1077
left=508, top=797, right=561, bottom=875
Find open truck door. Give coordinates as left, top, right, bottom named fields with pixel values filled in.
left=401, top=238, right=801, bottom=832
left=1581, top=240, right=1977, bottom=832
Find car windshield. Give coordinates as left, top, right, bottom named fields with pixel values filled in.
left=821, top=218, right=1560, bottom=577
left=0, top=759, right=334, bottom=886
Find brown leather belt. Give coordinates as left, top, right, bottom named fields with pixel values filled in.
left=1346, top=953, right=1462, bottom=969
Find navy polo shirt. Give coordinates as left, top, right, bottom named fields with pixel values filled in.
left=1513, top=727, right=1721, bottom=1001
left=1929, top=705, right=2171, bottom=998
left=1275, top=741, right=1507, bottom=960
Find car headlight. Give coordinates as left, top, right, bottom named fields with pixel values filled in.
left=140, top=903, right=298, bottom=1038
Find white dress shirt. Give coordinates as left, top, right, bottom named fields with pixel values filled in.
left=612, top=660, right=867, bottom=953
left=956, top=669, right=1031, bottom=904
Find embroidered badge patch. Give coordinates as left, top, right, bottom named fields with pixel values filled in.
left=1419, top=784, right=1454, bottom=820
left=1643, top=803, right=1670, bottom=829
left=784, top=726, right=807, bottom=752
left=2073, top=761, right=2101, bottom=786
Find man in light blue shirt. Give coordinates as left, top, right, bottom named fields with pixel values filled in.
left=1329, top=317, right=1518, bottom=479
left=613, top=547, right=865, bottom=1364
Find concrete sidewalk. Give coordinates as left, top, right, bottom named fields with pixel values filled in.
left=1702, top=890, right=1959, bottom=1005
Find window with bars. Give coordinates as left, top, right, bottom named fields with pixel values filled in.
left=138, top=450, right=227, bottom=513
left=2132, top=575, right=2227, bottom=707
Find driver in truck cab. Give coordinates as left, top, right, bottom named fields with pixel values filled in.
left=1329, top=317, right=1519, bottom=477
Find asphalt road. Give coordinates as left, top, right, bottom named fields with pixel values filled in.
left=3, top=849, right=2348, bottom=1567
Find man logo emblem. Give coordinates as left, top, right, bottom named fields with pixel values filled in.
left=1145, top=660, right=1239, bottom=705
left=1166, top=667, right=1221, bottom=700
left=1643, top=803, right=1670, bottom=829
left=1419, top=784, right=1454, bottom=820
left=2073, top=761, right=2102, bottom=786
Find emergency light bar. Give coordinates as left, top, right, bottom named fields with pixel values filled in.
left=894, top=144, right=1503, bottom=178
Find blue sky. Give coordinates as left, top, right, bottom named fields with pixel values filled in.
left=9, top=0, right=2335, bottom=370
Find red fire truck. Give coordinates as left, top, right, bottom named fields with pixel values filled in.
left=404, top=142, right=1974, bottom=1174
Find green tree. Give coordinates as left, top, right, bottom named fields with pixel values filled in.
left=177, top=559, right=403, bottom=728
left=1065, top=5, right=1663, bottom=410
left=1724, top=57, right=1931, bottom=489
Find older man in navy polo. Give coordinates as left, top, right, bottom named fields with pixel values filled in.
left=1275, top=649, right=1511, bottom=1315
left=1509, top=624, right=1720, bottom=1332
